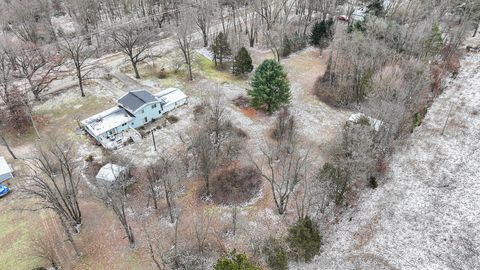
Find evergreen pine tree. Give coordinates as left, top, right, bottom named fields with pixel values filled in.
left=248, top=59, right=291, bottom=114
left=232, top=47, right=253, bottom=76
left=367, top=0, right=385, bottom=17
left=287, top=216, right=322, bottom=262
left=210, top=32, right=232, bottom=69
left=263, top=237, right=288, bottom=270
left=425, top=24, right=444, bottom=56
left=311, top=19, right=335, bottom=49
left=214, top=250, right=261, bottom=270
left=310, top=21, right=326, bottom=46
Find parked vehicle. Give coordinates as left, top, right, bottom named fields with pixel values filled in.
left=0, top=184, right=9, bottom=197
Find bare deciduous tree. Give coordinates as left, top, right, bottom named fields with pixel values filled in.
left=253, top=130, right=309, bottom=215
left=0, top=47, right=15, bottom=104
left=16, top=45, right=63, bottom=101
left=28, top=228, right=67, bottom=270
left=189, top=94, right=244, bottom=197
left=147, top=151, right=186, bottom=223
left=191, top=0, right=216, bottom=47
left=112, top=24, right=152, bottom=79
left=96, top=163, right=136, bottom=249
left=59, top=37, right=94, bottom=97
left=21, top=140, right=83, bottom=257
left=3, top=0, right=56, bottom=44
left=176, top=8, right=195, bottom=81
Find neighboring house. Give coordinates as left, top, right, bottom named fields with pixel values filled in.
left=0, top=156, right=13, bottom=183
left=351, top=7, right=367, bottom=22
left=81, top=88, right=187, bottom=148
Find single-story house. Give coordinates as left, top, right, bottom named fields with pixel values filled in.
left=81, top=88, right=187, bottom=148
left=96, top=163, right=127, bottom=184
left=0, top=156, right=13, bottom=183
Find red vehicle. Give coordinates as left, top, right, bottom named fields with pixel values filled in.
left=337, top=15, right=349, bottom=22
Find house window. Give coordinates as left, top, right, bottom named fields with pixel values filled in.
left=152, top=104, right=157, bottom=109
left=144, top=117, right=148, bottom=123
left=122, top=123, right=127, bottom=126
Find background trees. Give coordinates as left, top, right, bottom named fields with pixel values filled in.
left=192, top=0, right=216, bottom=47
left=249, top=59, right=291, bottom=114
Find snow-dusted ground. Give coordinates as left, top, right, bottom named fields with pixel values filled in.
left=301, top=53, right=480, bottom=269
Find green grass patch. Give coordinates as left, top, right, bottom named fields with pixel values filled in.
left=3, top=126, right=38, bottom=147
left=194, top=54, right=244, bottom=84
left=0, top=210, right=44, bottom=269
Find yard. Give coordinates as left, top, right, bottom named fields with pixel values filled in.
left=0, top=43, right=349, bottom=269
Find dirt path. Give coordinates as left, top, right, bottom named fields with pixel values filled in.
left=303, top=52, right=480, bottom=269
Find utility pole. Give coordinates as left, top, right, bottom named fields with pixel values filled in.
left=152, top=131, right=157, bottom=151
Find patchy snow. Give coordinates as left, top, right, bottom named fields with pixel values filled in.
left=51, top=15, right=77, bottom=35
left=196, top=48, right=214, bottom=61
left=303, top=53, right=480, bottom=269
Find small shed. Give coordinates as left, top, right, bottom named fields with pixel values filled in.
left=0, top=156, right=13, bottom=183
left=96, top=163, right=127, bottom=184
left=348, top=113, right=384, bottom=131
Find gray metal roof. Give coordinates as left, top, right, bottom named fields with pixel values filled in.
left=118, top=90, right=157, bottom=112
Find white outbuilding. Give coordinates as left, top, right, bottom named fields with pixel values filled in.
left=0, top=156, right=13, bottom=183
left=96, top=163, right=127, bottom=184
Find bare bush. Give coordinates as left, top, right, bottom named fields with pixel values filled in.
left=209, top=165, right=262, bottom=205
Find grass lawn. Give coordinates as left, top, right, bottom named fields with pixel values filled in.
left=193, top=54, right=245, bottom=84
left=0, top=201, right=45, bottom=269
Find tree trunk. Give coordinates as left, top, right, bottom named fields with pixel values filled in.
left=150, top=182, right=158, bottom=210
left=77, top=69, right=85, bottom=97
left=127, top=226, right=135, bottom=249
left=473, top=23, right=479, bottom=37
left=0, top=134, right=16, bottom=159
left=232, top=206, right=237, bottom=236
left=60, top=216, right=82, bottom=257
left=202, top=31, right=208, bottom=47
left=205, top=174, right=210, bottom=197
left=27, top=108, right=41, bottom=139
left=164, top=185, right=175, bottom=223
left=132, top=60, right=141, bottom=79
left=187, top=58, right=193, bottom=81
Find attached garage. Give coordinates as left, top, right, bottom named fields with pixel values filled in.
left=0, top=156, right=13, bottom=183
